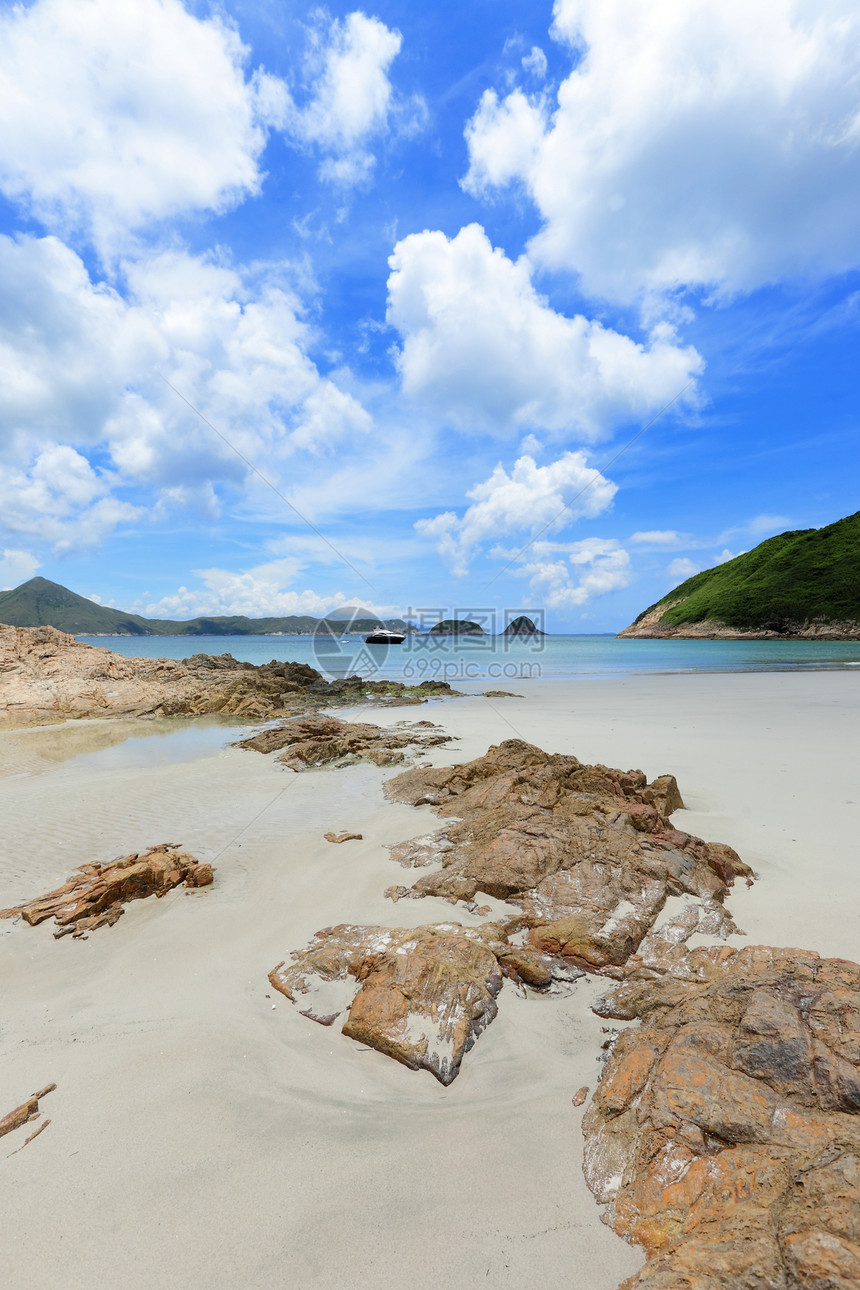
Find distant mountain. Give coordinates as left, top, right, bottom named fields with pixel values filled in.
left=0, top=578, right=412, bottom=637
left=619, top=511, right=860, bottom=638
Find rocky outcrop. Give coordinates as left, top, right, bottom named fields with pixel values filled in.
left=0, top=843, right=213, bottom=939
left=0, top=624, right=328, bottom=727
left=383, top=740, right=749, bottom=968
left=271, top=739, right=747, bottom=1083
left=618, top=606, right=860, bottom=639
left=269, top=921, right=576, bottom=1084
left=0, top=624, right=460, bottom=728
left=583, top=944, right=860, bottom=1288
left=234, top=715, right=453, bottom=770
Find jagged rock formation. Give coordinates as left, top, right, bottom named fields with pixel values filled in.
left=269, top=921, right=576, bottom=1084
left=584, top=944, right=860, bottom=1288
left=234, top=715, right=453, bottom=770
left=0, top=624, right=458, bottom=728
left=383, top=740, right=750, bottom=969
left=0, top=844, right=212, bottom=939
left=271, top=737, right=747, bottom=1084
left=0, top=624, right=324, bottom=726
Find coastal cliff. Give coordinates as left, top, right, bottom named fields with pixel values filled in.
left=619, top=510, right=860, bottom=639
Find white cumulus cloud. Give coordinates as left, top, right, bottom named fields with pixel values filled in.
left=286, top=11, right=419, bottom=186
left=464, top=0, right=860, bottom=302
left=0, top=548, right=41, bottom=589
left=630, top=529, right=690, bottom=547
left=667, top=557, right=701, bottom=581
left=387, top=223, right=702, bottom=438
left=520, top=538, right=632, bottom=608
left=416, top=451, right=616, bottom=576
left=0, top=444, right=143, bottom=552
left=0, top=0, right=287, bottom=252
left=0, top=235, right=374, bottom=550
left=134, top=559, right=397, bottom=620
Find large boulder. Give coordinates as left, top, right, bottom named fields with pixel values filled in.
left=269, top=922, right=526, bottom=1084
left=583, top=945, right=860, bottom=1288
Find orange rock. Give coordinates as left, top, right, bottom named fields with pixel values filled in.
left=384, top=739, right=747, bottom=964
left=270, top=922, right=506, bottom=1084
left=0, top=845, right=212, bottom=939
left=584, top=947, right=860, bottom=1288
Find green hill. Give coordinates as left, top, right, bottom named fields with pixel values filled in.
left=0, top=578, right=411, bottom=637
left=619, top=511, right=860, bottom=638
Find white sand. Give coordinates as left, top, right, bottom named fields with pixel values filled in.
left=0, top=670, right=856, bottom=1288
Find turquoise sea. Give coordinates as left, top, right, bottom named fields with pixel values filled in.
left=76, top=632, right=860, bottom=684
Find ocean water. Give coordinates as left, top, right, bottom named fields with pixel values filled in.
left=75, top=632, right=860, bottom=684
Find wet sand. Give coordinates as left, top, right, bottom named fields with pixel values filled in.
left=0, top=670, right=856, bottom=1288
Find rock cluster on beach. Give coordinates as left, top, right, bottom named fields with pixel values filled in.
left=233, top=714, right=453, bottom=770
left=0, top=623, right=457, bottom=728
left=273, top=739, right=749, bottom=1082
left=270, top=727, right=860, bottom=1285
left=383, top=739, right=749, bottom=965
left=0, top=843, right=213, bottom=938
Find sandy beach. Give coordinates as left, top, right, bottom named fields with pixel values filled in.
left=1, top=669, right=857, bottom=1288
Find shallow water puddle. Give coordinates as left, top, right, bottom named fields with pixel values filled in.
left=0, top=715, right=255, bottom=778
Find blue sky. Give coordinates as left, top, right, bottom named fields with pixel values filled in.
left=0, top=0, right=857, bottom=631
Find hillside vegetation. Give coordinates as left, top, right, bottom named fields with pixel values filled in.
left=620, top=511, right=860, bottom=637
left=0, top=578, right=408, bottom=637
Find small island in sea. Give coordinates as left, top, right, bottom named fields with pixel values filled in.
left=501, top=615, right=544, bottom=636
left=619, top=510, right=860, bottom=639
left=428, top=618, right=485, bottom=635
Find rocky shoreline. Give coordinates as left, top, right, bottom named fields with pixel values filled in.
left=3, top=641, right=858, bottom=1286
left=0, top=623, right=454, bottom=728
left=618, top=604, right=860, bottom=639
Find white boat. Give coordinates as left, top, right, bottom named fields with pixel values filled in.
left=364, top=628, right=406, bottom=645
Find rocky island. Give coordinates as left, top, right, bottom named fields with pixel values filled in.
left=428, top=618, right=485, bottom=635
left=501, top=615, right=544, bottom=636
left=619, top=510, right=860, bottom=638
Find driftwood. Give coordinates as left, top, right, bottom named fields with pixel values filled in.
left=0, top=1083, right=56, bottom=1140
left=0, top=844, right=213, bottom=939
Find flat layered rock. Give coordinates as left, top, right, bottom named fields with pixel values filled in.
left=584, top=945, right=860, bottom=1288
left=269, top=922, right=545, bottom=1084
left=383, top=739, right=749, bottom=969
left=0, top=843, right=213, bottom=939
left=234, top=715, right=453, bottom=770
